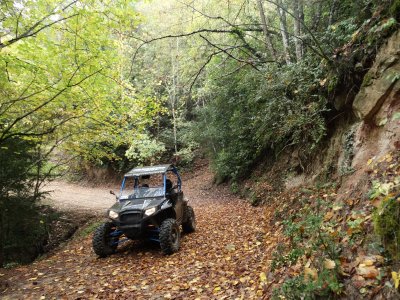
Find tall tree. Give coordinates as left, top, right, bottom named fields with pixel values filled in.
left=256, top=0, right=277, bottom=60
left=293, top=0, right=304, bottom=61
left=276, top=0, right=291, bottom=64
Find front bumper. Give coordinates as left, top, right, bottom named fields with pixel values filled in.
left=112, top=210, right=156, bottom=239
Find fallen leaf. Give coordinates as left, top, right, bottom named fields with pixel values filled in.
left=213, top=286, right=221, bottom=293
left=259, top=272, right=267, bottom=282
left=357, top=265, right=379, bottom=279
left=225, top=244, right=235, bottom=251
left=304, top=267, right=318, bottom=282
left=332, top=205, right=342, bottom=211
left=362, top=259, right=374, bottom=266
left=324, top=211, right=334, bottom=221
left=392, top=271, right=399, bottom=289
left=324, top=259, right=336, bottom=270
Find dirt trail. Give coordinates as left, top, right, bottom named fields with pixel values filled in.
left=41, top=181, right=119, bottom=212
left=0, top=167, right=281, bottom=299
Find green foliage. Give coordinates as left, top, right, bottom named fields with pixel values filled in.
left=369, top=179, right=399, bottom=199
left=79, top=220, right=103, bottom=238
left=0, top=137, right=48, bottom=265
left=195, top=59, right=328, bottom=181
left=373, top=194, right=400, bottom=260
left=273, top=268, right=343, bottom=300
left=125, top=133, right=166, bottom=164
left=390, top=0, right=400, bottom=20
left=272, top=198, right=344, bottom=299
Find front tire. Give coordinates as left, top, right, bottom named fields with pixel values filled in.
left=159, top=218, right=180, bottom=255
left=92, top=222, right=118, bottom=257
left=182, top=206, right=196, bottom=233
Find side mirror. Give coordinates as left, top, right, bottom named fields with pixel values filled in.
left=110, top=190, right=118, bottom=201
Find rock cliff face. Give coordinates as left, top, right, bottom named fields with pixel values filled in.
left=336, top=29, right=399, bottom=198
left=284, top=29, right=399, bottom=194
left=353, top=30, right=400, bottom=125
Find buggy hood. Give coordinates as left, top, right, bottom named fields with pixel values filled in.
left=109, top=197, right=165, bottom=213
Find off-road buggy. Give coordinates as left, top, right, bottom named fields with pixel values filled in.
left=92, top=164, right=196, bottom=257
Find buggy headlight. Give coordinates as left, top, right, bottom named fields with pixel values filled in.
left=109, top=210, right=119, bottom=219
left=144, top=207, right=156, bottom=216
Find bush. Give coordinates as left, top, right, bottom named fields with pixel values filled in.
left=0, top=137, right=48, bottom=266
left=373, top=194, right=400, bottom=260
left=194, top=59, right=328, bottom=181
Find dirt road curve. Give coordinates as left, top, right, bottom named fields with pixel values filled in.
left=41, top=181, right=118, bottom=212
left=1, top=167, right=280, bottom=299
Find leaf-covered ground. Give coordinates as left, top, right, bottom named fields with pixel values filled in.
left=0, top=167, right=279, bottom=299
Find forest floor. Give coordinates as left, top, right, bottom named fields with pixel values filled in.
left=0, top=165, right=280, bottom=299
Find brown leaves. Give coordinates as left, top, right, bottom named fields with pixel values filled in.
left=356, top=265, right=379, bottom=279
left=1, top=169, right=271, bottom=299
left=304, top=267, right=318, bottom=282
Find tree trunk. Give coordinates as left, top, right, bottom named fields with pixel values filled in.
left=293, top=0, right=304, bottom=61
left=170, top=38, right=179, bottom=155
left=276, top=0, right=291, bottom=64
left=256, top=0, right=277, bottom=61
left=311, top=0, right=323, bottom=31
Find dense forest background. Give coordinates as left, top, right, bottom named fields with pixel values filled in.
left=0, top=0, right=399, bottom=275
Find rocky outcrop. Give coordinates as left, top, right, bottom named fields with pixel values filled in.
left=332, top=30, right=400, bottom=200
left=353, top=30, right=400, bottom=124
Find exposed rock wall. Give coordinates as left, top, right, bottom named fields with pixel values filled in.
left=284, top=29, right=400, bottom=193
left=353, top=30, right=400, bottom=125
left=337, top=29, right=400, bottom=198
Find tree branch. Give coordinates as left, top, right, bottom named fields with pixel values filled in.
left=264, top=0, right=332, bottom=62
left=0, top=68, right=102, bottom=143
left=128, top=27, right=265, bottom=78
left=0, top=0, right=79, bottom=50
left=199, top=35, right=265, bottom=70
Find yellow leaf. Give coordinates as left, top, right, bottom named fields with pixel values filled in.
left=304, top=267, right=318, bottom=282
left=324, top=259, right=336, bottom=270
left=362, top=259, right=374, bottom=266
left=213, top=286, right=221, bottom=293
left=324, top=211, right=334, bottom=221
left=392, top=271, right=399, bottom=289
left=357, top=265, right=379, bottom=279
left=332, top=205, right=342, bottom=211
left=259, top=272, right=267, bottom=282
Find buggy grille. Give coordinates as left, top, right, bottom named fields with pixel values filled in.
left=120, top=212, right=142, bottom=224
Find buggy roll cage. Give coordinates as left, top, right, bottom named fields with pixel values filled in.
left=118, top=164, right=182, bottom=199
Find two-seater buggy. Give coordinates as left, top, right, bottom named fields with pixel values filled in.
left=92, top=164, right=196, bottom=257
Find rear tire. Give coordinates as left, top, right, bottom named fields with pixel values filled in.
left=159, top=218, right=180, bottom=255
left=182, top=206, right=196, bottom=233
left=92, top=222, right=118, bottom=257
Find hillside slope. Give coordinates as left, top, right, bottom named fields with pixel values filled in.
left=249, top=28, right=400, bottom=299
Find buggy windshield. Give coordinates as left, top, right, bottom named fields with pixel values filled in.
left=119, top=174, right=165, bottom=200
left=120, top=186, right=164, bottom=200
